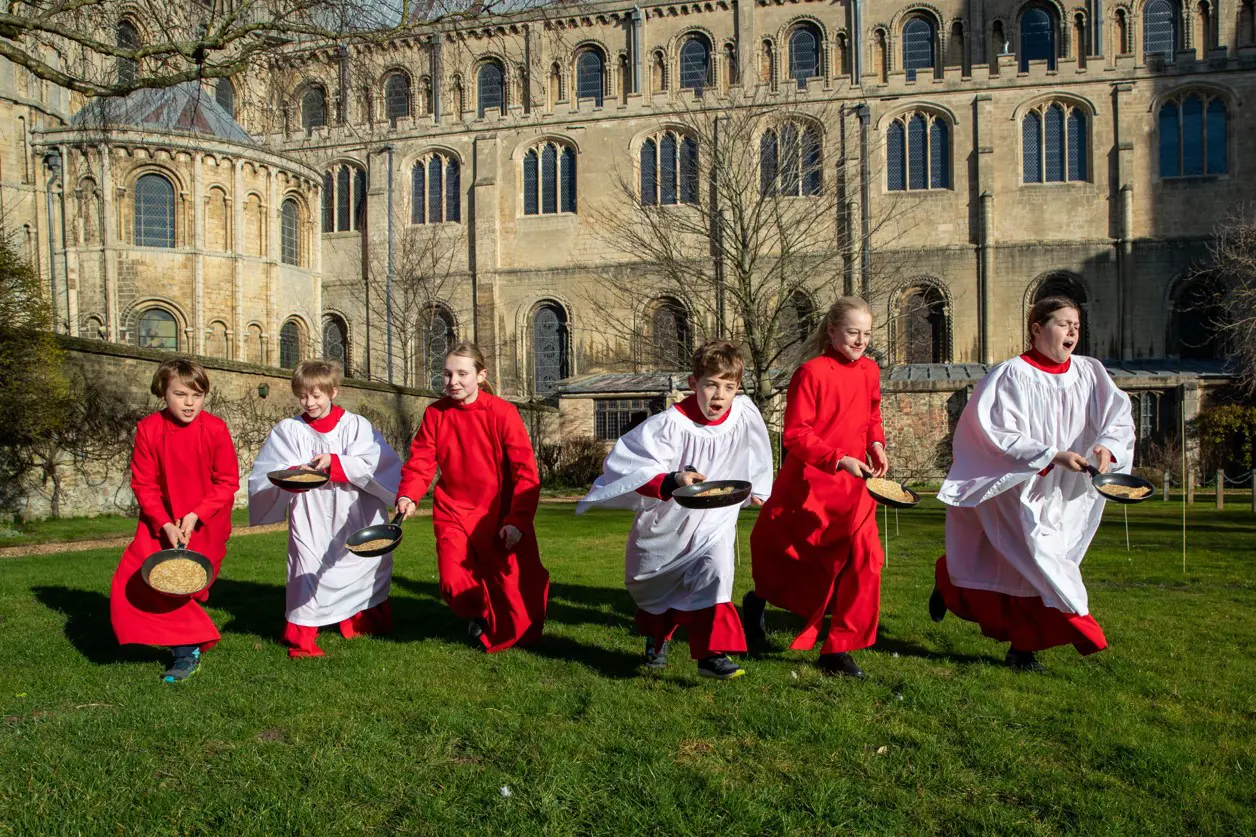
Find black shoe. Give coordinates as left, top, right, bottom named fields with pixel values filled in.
left=644, top=637, right=670, bottom=670
left=1005, top=648, right=1045, bottom=672
left=468, top=618, right=487, bottom=640
left=818, top=652, right=865, bottom=679
left=928, top=586, right=947, bottom=623
left=742, top=590, right=766, bottom=645
left=697, top=654, right=745, bottom=680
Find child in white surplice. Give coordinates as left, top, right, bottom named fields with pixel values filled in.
left=249, top=360, right=402, bottom=658
left=578, top=340, right=774, bottom=679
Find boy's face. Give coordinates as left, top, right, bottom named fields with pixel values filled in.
left=299, top=386, right=338, bottom=419
left=827, top=310, right=873, bottom=362
left=444, top=355, right=487, bottom=402
left=689, top=372, right=740, bottom=420
left=164, top=378, right=205, bottom=425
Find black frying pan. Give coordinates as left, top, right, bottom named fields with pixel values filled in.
left=140, top=546, right=214, bottom=596
left=346, top=511, right=405, bottom=557
left=673, top=480, right=754, bottom=509
left=267, top=468, right=330, bottom=491
left=864, top=475, right=921, bottom=509
left=1084, top=464, right=1155, bottom=504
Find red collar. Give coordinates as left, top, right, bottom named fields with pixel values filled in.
left=1021, top=348, right=1072, bottom=375
left=823, top=347, right=859, bottom=365
left=302, top=404, right=345, bottom=432
left=673, top=394, right=731, bottom=426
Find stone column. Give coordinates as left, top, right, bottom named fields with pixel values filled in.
left=100, top=144, right=119, bottom=341
left=192, top=151, right=205, bottom=355
left=233, top=158, right=246, bottom=360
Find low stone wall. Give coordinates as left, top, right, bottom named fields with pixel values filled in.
left=15, top=337, right=557, bottom=520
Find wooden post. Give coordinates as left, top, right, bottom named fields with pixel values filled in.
left=1163, top=469, right=1170, bottom=501
left=1216, top=469, right=1225, bottom=510
left=1187, top=468, right=1196, bottom=505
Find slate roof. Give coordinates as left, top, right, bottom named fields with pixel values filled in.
left=71, top=82, right=255, bottom=145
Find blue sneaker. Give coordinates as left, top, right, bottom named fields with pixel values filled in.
left=697, top=654, right=745, bottom=680
left=162, top=648, right=200, bottom=684
left=645, top=637, right=669, bottom=670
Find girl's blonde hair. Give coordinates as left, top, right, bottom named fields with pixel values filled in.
left=445, top=341, right=494, bottom=395
left=801, top=296, right=873, bottom=362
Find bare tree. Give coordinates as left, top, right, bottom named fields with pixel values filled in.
left=0, top=0, right=548, bottom=99
left=582, top=89, right=923, bottom=427
left=1192, top=205, right=1256, bottom=394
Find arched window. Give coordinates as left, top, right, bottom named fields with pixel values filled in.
left=279, top=320, right=302, bottom=369
left=323, top=163, right=367, bottom=232
left=301, top=85, right=327, bottom=133
left=576, top=49, right=605, bottom=106
left=641, top=131, right=698, bottom=206
left=532, top=303, right=570, bottom=396
left=214, top=78, right=235, bottom=115
left=1159, top=92, right=1227, bottom=178
left=281, top=199, right=301, bottom=265
left=902, top=17, right=936, bottom=81
left=322, top=314, right=349, bottom=367
left=206, top=321, right=229, bottom=359
left=411, top=153, right=461, bottom=224
left=384, top=72, right=412, bottom=123
left=134, top=173, right=176, bottom=248
left=1144, top=0, right=1177, bottom=62
left=1031, top=274, right=1089, bottom=354
left=650, top=299, right=692, bottom=368
left=522, top=142, right=577, bottom=215
left=1022, top=102, right=1088, bottom=182
left=136, top=308, right=178, bottom=351
left=117, top=20, right=139, bottom=84
left=886, top=112, right=949, bottom=190
left=897, top=286, right=948, bottom=364
left=422, top=307, right=456, bottom=390
left=478, top=60, right=506, bottom=118
left=789, top=24, right=822, bottom=86
left=1169, top=278, right=1225, bottom=359
left=679, top=35, right=712, bottom=90
left=761, top=123, right=823, bottom=196
left=1019, top=6, right=1057, bottom=71
left=245, top=323, right=265, bottom=365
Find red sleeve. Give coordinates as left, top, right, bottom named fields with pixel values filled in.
left=130, top=419, right=170, bottom=532
left=866, top=362, right=886, bottom=453
left=782, top=365, right=842, bottom=473
left=636, top=473, right=667, bottom=499
left=397, top=407, right=439, bottom=502
left=501, top=405, right=541, bottom=530
left=192, top=419, right=240, bottom=523
left=328, top=454, right=349, bottom=484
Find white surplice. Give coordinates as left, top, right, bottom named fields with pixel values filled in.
left=576, top=396, right=775, bottom=613
left=248, top=411, right=402, bottom=626
left=937, top=355, right=1136, bottom=615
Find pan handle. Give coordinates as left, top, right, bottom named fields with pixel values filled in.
left=1083, top=463, right=1100, bottom=478
left=390, top=510, right=404, bottom=525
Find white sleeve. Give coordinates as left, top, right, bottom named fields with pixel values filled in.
left=1085, top=359, right=1136, bottom=474
left=740, top=398, right=775, bottom=503
left=247, top=423, right=301, bottom=526
left=937, top=363, right=1057, bottom=507
left=575, top=413, right=682, bottom=514
left=337, top=415, right=402, bottom=506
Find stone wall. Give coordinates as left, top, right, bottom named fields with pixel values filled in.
left=14, top=337, right=556, bottom=520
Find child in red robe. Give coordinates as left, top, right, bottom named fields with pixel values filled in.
left=110, top=359, right=240, bottom=683
left=746, top=297, right=890, bottom=678
left=396, top=342, right=549, bottom=652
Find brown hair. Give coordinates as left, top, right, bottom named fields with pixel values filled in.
left=446, top=341, right=494, bottom=395
left=690, top=339, right=746, bottom=382
left=1027, top=295, right=1081, bottom=343
left=802, top=296, right=873, bottom=362
left=150, top=358, right=209, bottom=397
left=290, top=359, right=343, bottom=397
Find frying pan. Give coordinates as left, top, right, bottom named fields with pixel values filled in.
left=140, top=546, right=214, bottom=596
left=267, top=468, right=330, bottom=491
left=346, top=511, right=405, bottom=557
left=864, top=474, right=921, bottom=509
left=1084, top=464, right=1155, bottom=504
left=673, top=480, right=754, bottom=509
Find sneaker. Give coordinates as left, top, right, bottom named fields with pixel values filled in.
left=162, top=648, right=201, bottom=684
left=467, top=618, right=487, bottom=640
left=697, top=654, right=745, bottom=680
left=742, top=590, right=766, bottom=645
left=645, top=637, right=670, bottom=670
left=817, top=652, right=865, bottom=679
left=928, top=586, right=947, bottom=623
left=1005, top=648, right=1045, bottom=672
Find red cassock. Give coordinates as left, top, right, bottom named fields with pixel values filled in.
left=750, top=349, right=886, bottom=654
left=397, top=391, right=549, bottom=653
left=110, top=410, right=240, bottom=650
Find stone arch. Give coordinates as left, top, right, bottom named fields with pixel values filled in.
left=1166, top=274, right=1227, bottom=359
left=1024, top=270, right=1090, bottom=353
left=889, top=278, right=953, bottom=364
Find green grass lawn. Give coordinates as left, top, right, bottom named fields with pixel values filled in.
left=2, top=499, right=1254, bottom=835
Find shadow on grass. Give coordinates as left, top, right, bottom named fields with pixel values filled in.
left=871, top=629, right=995, bottom=666
left=33, top=586, right=165, bottom=665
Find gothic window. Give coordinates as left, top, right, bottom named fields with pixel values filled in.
left=1022, top=102, right=1088, bottom=182
left=576, top=48, right=606, bottom=106
left=640, top=131, right=698, bottom=205
left=137, top=308, right=178, bottom=351
left=134, top=173, right=175, bottom=248
left=478, top=60, right=506, bottom=117
left=522, top=142, right=577, bottom=215
left=760, top=123, right=823, bottom=196
left=323, top=163, right=367, bottom=233
left=423, top=307, right=456, bottom=390
left=887, top=112, right=949, bottom=190
left=789, top=24, right=822, bottom=86
left=902, top=17, right=936, bottom=81
left=1159, top=92, right=1227, bottom=177
left=411, top=153, right=461, bottom=224
left=322, top=314, right=349, bottom=367
left=532, top=303, right=570, bottom=396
